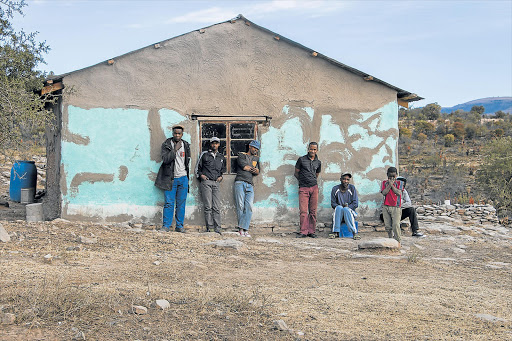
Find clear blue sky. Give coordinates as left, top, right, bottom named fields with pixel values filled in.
left=12, top=0, right=512, bottom=108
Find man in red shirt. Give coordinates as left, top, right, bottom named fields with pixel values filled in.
left=381, top=167, right=404, bottom=244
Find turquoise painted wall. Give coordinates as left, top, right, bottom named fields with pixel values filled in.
left=61, top=100, right=398, bottom=221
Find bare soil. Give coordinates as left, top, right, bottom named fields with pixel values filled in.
left=0, top=217, right=511, bottom=340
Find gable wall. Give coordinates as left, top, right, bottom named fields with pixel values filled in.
left=51, top=20, right=399, bottom=225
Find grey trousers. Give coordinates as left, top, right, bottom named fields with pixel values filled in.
left=383, top=205, right=402, bottom=242
left=200, top=179, right=221, bottom=230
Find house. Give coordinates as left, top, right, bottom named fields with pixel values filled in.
left=43, top=14, right=422, bottom=225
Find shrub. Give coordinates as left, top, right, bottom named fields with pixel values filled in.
left=417, top=133, right=427, bottom=142
left=444, top=134, right=455, bottom=146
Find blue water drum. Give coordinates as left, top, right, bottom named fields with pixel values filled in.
left=9, top=161, right=37, bottom=202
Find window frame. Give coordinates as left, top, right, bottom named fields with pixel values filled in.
left=199, top=120, right=258, bottom=174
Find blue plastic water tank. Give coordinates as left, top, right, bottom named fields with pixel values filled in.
left=9, top=161, right=37, bottom=202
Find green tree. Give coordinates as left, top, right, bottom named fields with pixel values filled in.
left=421, top=103, right=441, bottom=120
left=399, top=126, right=412, bottom=139
left=495, top=110, right=507, bottom=119
left=477, top=137, right=512, bottom=216
left=415, top=120, right=435, bottom=136
left=452, top=121, right=465, bottom=139
left=0, top=0, right=53, bottom=160
left=470, top=105, right=485, bottom=115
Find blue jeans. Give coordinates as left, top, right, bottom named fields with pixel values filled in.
left=333, top=206, right=357, bottom=234
left=234, top=181, right=254, bottom=230
left=163, top=176, right=188, bottom=229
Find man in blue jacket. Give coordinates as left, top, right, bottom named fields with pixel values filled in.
left=155, top=125, right=191, bottom=233
left=330, top=172, right=360, bottom=239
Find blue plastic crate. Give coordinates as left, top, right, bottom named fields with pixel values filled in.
left=333, top=221, right=358, bottom=238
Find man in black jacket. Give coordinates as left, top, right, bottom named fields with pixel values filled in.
left=155, top=125, right=191, bottom=232
left=196, top=137, right=226, bottom=234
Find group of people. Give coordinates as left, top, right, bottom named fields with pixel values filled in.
left=154, top=125, right=260, bottom=237
left=155, top=126, right=423, bottom=242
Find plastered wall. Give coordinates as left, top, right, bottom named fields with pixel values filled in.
left=52, top=19, right=399, bottom=224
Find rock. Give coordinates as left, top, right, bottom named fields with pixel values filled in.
left=132, top=305, right=148, bottom=315
left=66, top=246, right=82, bottom=251
left=205, top=239, right=245, bottom=250
left=358, top=238, right=400, bottom=249
left=475, top=313, right=507, bottom=323
left=72, top=331, right=86, bottom=340
left=52, top=218, right=70, bottom=223
left=78, top=236, right=97, bottom=244
left=155, top=299, right=170, bottom=310
left=196, top=281, right=204, bottom=287
left=0, top=224, right=10, bottom=243
left=1, top=313, right=16, bottom=324
left=255, top=238, right=283, bottom=244
left=153, top=261, right=161, bottom=266
left=43, top=254, right=53, bottom=263
left=273, top=319, right=289, bottom=331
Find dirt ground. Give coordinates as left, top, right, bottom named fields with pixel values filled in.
left=1, top=213, right=511, bottom=340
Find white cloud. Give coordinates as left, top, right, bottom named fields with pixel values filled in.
left=166, top=7, right=239, bottom=24
left=166, top=0, right=349, bottom=25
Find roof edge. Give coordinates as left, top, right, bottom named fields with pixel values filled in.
left=46, top=14, right=422, bottom=102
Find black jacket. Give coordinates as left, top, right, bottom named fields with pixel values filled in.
left=154, top=138, right=191, bottom=191
left=195, top=150, right=226, bottom=181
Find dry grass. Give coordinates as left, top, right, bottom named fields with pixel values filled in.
left=1, top=220, right=511, bottom=340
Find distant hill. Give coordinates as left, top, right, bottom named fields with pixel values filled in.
left=441, top=97, right=512, bottom=114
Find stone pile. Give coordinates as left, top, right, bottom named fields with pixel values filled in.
left=416, top=204, right=500, bottom=225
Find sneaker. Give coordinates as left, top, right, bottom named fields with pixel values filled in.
left=244, top=231, right=251, bottom=238
left=159, top=227, right=170, bottom=232
left=214, top=228, right=222, bottom=235
left=175, top=227, right=185, bottom=233
left=239, top=229, right=245, bottom=237
left=297, top=234, right=308, bottom=238
left=353, top=233, right=361, bottom=240
left=412, top=232, right=425, bottom=237
left=308, top=233, right=317, bottom=238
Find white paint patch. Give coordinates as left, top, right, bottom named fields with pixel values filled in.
left=65, top=204, right=199, bottom=222
left=319, top=114, right=344, bottom=146
left=325, top=163, right=342, bottom=174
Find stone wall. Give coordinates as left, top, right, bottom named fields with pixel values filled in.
left=416, top=204, right=500, bottom=225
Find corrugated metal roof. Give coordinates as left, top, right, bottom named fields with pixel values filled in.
left=47, top=14, right=422, bottom=102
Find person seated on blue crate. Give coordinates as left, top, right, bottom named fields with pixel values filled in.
left=329, top=172, right=360, bottom=240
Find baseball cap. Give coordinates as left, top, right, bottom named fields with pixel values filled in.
left=172, top=124, right=184, bottom=131
left=249, top=140, right=261, bottom=150
left=340, top=172, right=352, bottom=178
left=210, top=137, right=220, bottom=143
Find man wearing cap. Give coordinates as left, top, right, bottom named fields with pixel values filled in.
left=196, top=137, right=226, bottom=234
left=155, top=125, right=191, bottom=233
left=234, top=140, right=261, bottom=237
left=330, top=172, right=360, bottom=239
left=397, top=176, right=424, bottom=237
left=294, top=142, right=321, bottom=238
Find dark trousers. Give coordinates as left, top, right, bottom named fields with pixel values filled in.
left=401, top=207, right=419, bottom=234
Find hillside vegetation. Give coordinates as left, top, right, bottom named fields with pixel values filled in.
left=398, top=103, right=512, bottom=221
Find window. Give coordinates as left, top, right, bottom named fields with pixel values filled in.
left=200, top=121, right=258, bottom=174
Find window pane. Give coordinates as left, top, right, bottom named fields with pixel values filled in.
left=202, top=123, right=226, bottom=139
left=231, top=157, right=238, bottom=174
left=201, top=139, right=226, bottom=156
left=230, top=123, right=255, bottom=139
left=230, top=140, right=252, bottom=156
